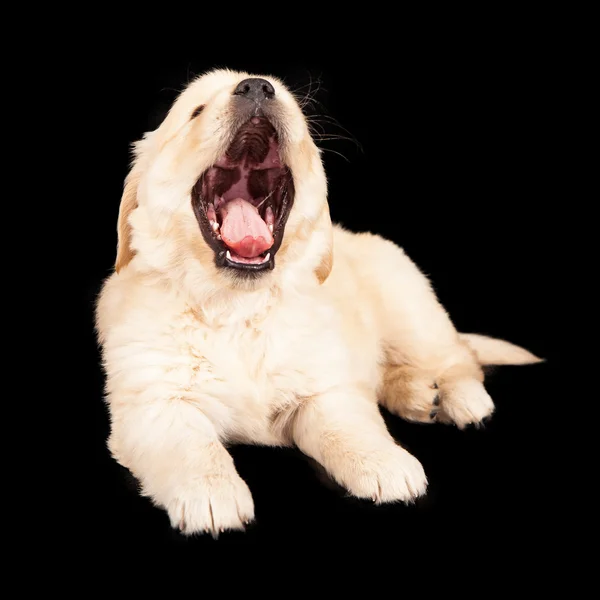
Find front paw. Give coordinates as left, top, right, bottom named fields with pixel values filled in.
left=165, top=472, right=255, bottom=537
left=334, top=445, right=428, bottom=504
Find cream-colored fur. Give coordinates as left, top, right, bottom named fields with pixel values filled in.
left=96, top=69, right=542, bottom=536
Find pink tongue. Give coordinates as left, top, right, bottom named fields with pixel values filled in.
left=220, top=198, right=274, bottom=258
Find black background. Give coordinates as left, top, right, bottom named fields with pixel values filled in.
left=81, top=20, right=575, bottom=553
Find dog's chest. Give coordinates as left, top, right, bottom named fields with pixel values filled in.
left=178, top=303, right=342, bottom=435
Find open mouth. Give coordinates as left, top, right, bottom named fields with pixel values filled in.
left=192, top=116, right=294, bottom=273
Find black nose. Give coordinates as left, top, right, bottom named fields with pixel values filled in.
left=233, top=78, right=275, bottom=102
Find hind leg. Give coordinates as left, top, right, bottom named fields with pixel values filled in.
left=369, top=242, right=494, bottom=428
left=380, top=363, right=494, bottom=428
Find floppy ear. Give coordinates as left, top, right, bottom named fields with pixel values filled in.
left=115, top=167, right=141, bottom=273
left=314, top=205, right=333, bottom=284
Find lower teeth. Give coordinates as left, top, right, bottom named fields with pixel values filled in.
left=225, top=251, right=270, bottom=264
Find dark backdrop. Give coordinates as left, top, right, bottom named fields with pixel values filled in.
left=83, top=31, right=567, bottom=552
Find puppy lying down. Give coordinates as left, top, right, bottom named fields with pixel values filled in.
left=96, top=70, right=541, bottom=536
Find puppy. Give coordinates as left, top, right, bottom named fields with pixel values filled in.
left=96, top=69, right=542, bottom=536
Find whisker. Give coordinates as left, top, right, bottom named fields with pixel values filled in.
left=307, top=121, right=326, bottom=135
left=306, top=118, right=364, bottom=154
left=294, top=72, right=325, bottom=110
left=319, top=147, right=351, bottom=162
left=255, top=189, right=275, bottom=210
left=293, top=73, right=363, bottom=160
left=311, top=134, right=358, bottom=143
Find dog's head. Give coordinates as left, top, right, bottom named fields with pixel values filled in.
left=115, top=69, right=332, bottom=293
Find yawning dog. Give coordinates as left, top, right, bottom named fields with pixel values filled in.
left=96, top=69, right=542, bottom=536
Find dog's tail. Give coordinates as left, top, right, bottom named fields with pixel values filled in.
left=459, top=333, right=544, bottom=366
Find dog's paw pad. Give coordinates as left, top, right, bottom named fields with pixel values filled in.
left=383, top=369, right=442, bottom=424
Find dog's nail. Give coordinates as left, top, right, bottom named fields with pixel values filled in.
left=433, top=394, right=440, bottom=406
left=430, top=409, right=438, bottom=420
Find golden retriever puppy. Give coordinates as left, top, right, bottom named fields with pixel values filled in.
left=96, top=69, right=542, bottom=536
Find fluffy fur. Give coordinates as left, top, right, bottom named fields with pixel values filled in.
left=96, top=69, right=542, bottom=536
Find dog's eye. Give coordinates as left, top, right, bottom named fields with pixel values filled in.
left=191, top=105, right=205, bottom=119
